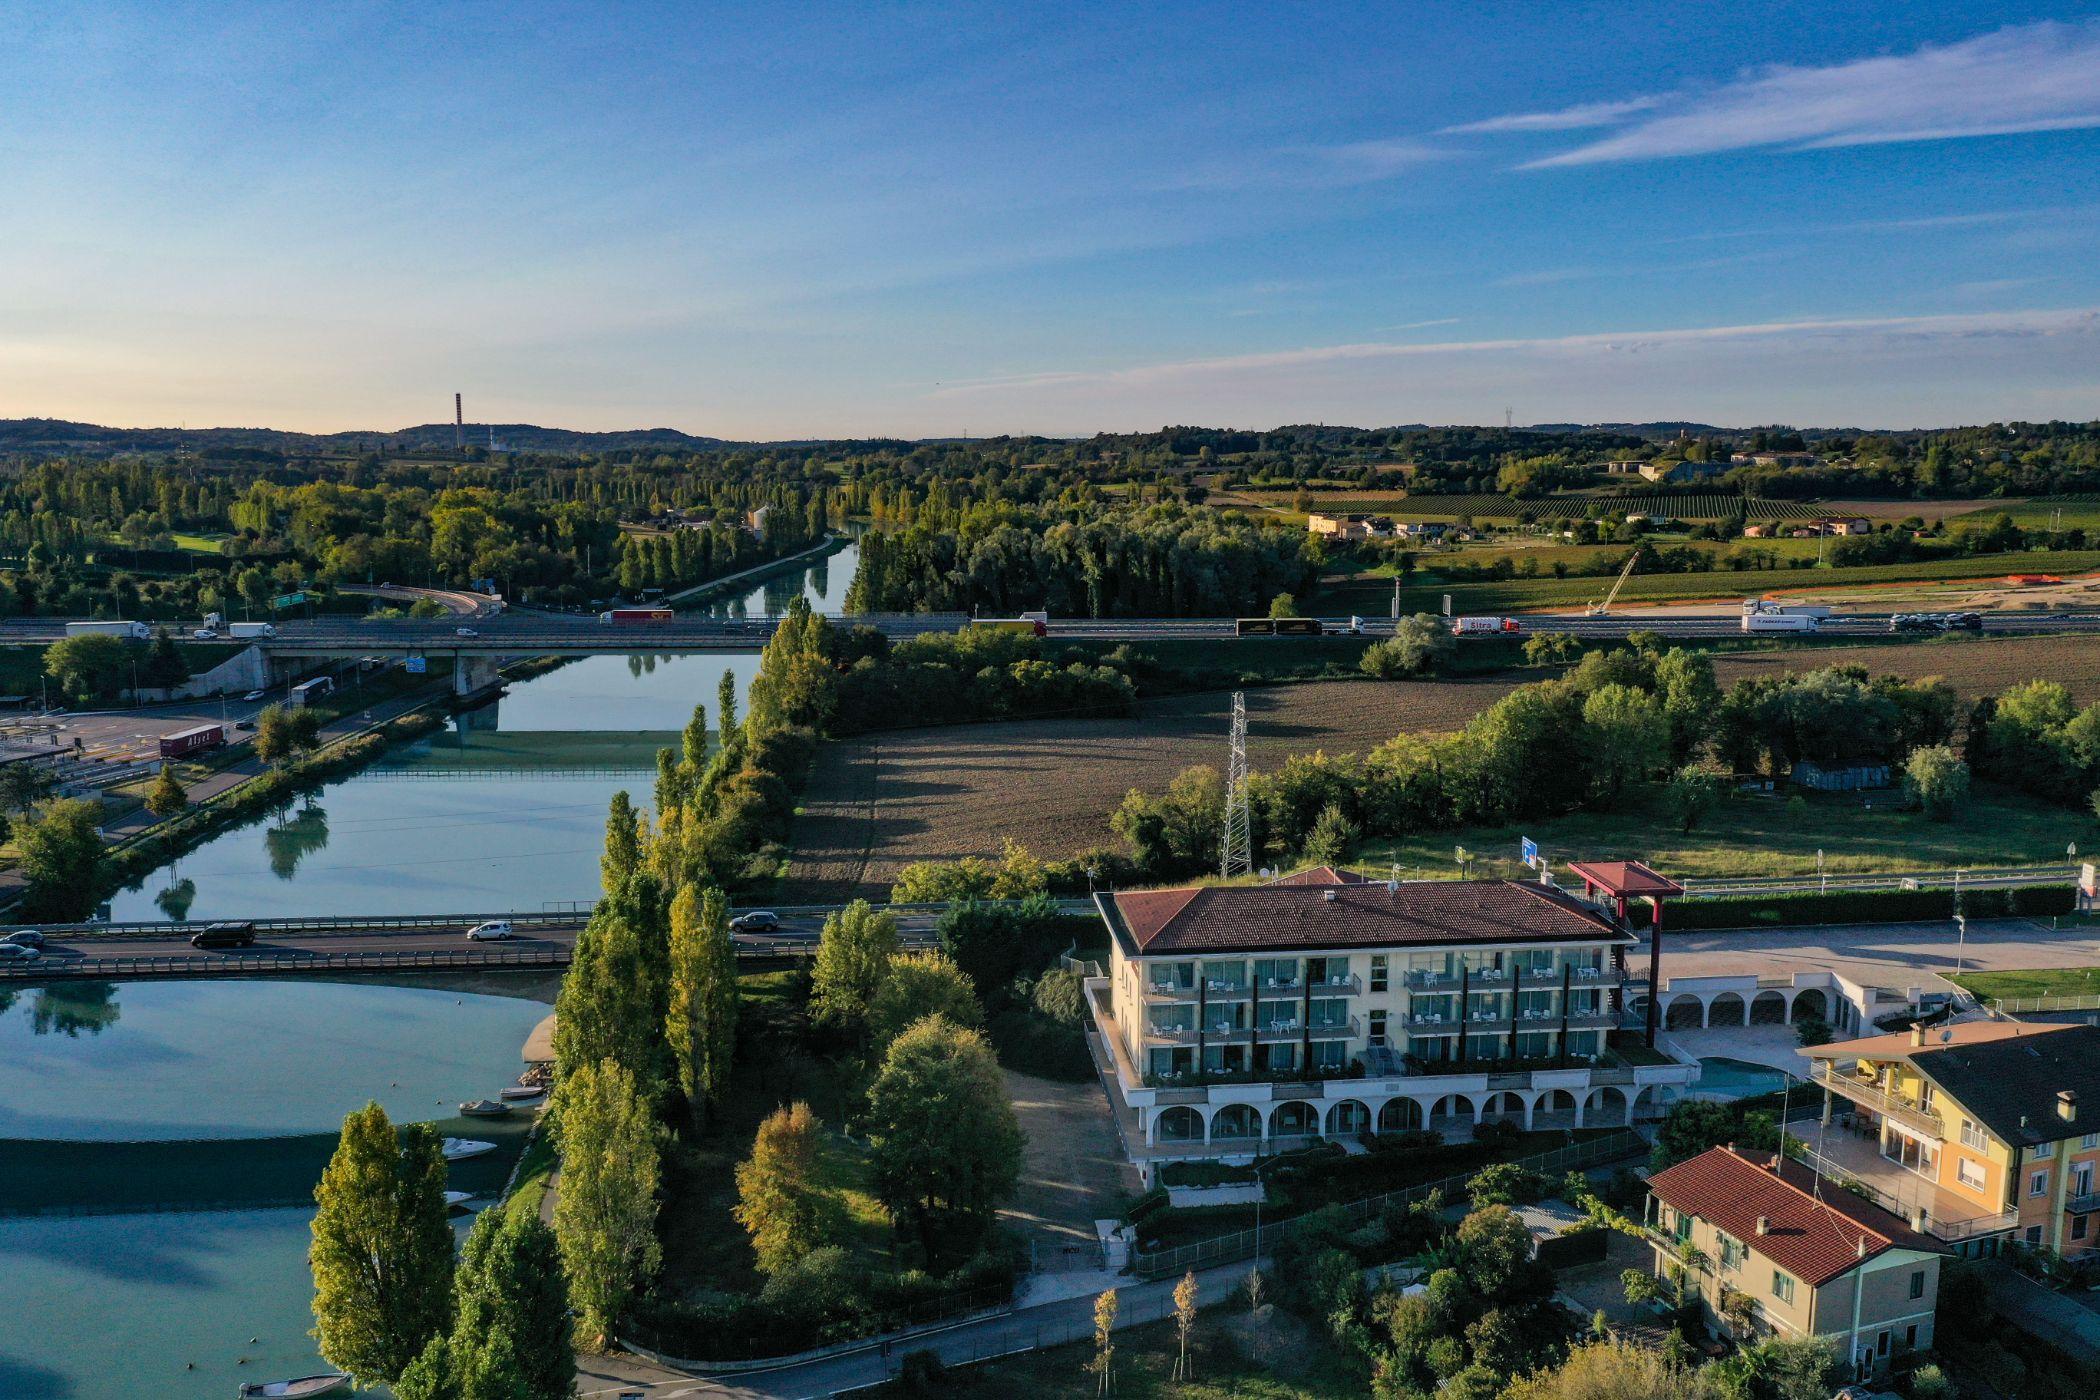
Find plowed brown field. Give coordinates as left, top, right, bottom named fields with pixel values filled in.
left=781, top=636, right=2100, bottom=904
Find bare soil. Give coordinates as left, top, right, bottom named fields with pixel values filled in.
left=783, top=636, right=2100, bottom=904
left=998, top=1069, right=1139, bottom=1268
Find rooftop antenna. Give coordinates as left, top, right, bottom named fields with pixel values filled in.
left=1221, top=691, right=1251, bottom=881
left=454, top=393, right=463, bottom=452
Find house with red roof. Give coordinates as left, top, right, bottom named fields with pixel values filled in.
left=1647, top=1145, right=1947, bottom=1379
left=1089, top=867, right=1697, bottom=1170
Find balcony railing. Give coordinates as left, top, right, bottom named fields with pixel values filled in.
left=1407, top=965, right=1618, bottom=993
left=2066, top=1190, right=2100, bottom=1215
left=1144, top=981, right=1201, bottom=1001
left=1811, top=1063, right=1944, bottom=1138
left=1309, top=973, right=1361, bottom=995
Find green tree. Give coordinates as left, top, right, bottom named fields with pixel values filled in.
left=733, top=1101, right=845, bottom=1275
left=1455, top=1204, right=1536, bottom=1303
left=665, top=883, right=737, bottom=1125
left=144, top=764, right=188, bottom=820
left=1665, top=765, right=1728, bottom=834
left=143, top=627, right=189, bottom=688
left=1466, top=1162, right=1546, bottom=1209
left=1267, top=591, right=1297, bottom=618
left=869, top=950, right=982, bottom=1051
left=15, top=798, right=109, bottom=921
left=553, top=898, right=661, bottom=1088
left=309, top=1104, right=455, bottom=1386
left=1653, top=647, right=1720, bottom=762
left=254, top=703, right=299, bottom=764
left=601, top=790, right=641, bottom=895
left=866, top=1014, right=1025, bottom=1263
left=400, top=1207, right=573, bottom=1400
left=44, top=632, right=132, bottom=702
left=810, top=899, right=899, bottom=1032
left=1582, top=683, right=1669, bottom=803
left=1300, top=801, right=1358, bottom=867
left=1500, top=1339, right=1728, bottom=1400
left=1360, top=613, right=1454, bottom=679
left=1904, top=744, right=1970, bottom=821
left=553, top=1057, right=663, bottom=1350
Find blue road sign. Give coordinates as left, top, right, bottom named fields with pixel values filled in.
left=1520, top=837, right=1538, bottom=868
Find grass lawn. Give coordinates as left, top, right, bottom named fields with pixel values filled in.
left=893, top=1309, right=1362, bottom=1398
left=1946, top=967, right=2100, bottom=1004
left=1947, top=496, right=2100, bottom=531
left=1352, top=781, right=2098, bottom=882
left=501, top=1123, right=558, bottom=1224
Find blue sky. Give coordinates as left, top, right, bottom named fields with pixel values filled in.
left=3, top=1, right=2099, bottom=436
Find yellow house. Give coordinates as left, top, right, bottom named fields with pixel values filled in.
left=1801, top=1021, right=2100, bottom=1258
left=1647, top=1146, right=1946, bottom=1379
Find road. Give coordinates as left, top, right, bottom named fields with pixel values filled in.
left=3, top=607, right=2098, bottom=657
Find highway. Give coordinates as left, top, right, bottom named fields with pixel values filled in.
left=3, top=607, right=2098, bottom=656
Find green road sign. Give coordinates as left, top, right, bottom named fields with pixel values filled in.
left=271, top=592, right=307, bottom=609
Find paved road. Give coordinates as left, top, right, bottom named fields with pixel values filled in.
left=1653, top=915, right=2100, bottom=992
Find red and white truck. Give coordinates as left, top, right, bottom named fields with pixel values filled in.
left=158, top=723, right=226, bottom=759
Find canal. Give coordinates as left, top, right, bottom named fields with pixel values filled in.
left=0, top=540, right=857, bottom=1399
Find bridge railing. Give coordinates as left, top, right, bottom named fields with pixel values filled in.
left=0, top=946, right=575, bottom=981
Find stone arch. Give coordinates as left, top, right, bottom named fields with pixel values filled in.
left=1708, top=992, right=1748, bottom=1028
left=1665, top=994, right=1705, bottom=1031
left=1156, top=1105, right=1204, bottom=1143
left=1270, top=1101, right=1317, bottom=1139
left=1630, top=1083, right=1683, bottom=1122
left=1211, top=1103, right=1260, bottom=1141
left=1534, top=1088, right=1578, bottom=1127
left=1580, top=1086, right=1626, bottom=1127
left=1479, top=1090, right=1527, bottom=1125
left=1749, top=990, right=1788, bottom=1026
left=1379, top=1098, right=1425, bottom=1133
left=1790, top=988, right=1829, bottom=1024
left=1326, top=1099, right=1370, bottom=1136
left=1428, top=1093, right=1477, bottom=1131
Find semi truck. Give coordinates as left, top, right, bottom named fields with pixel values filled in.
left=290, top=676, right=335, bottom=707
left=599, top=607, right=675, bottom=624
left=65, top=621, right=150, bottom=640
left=228, top=622, right=277, bottom=639
left=1453, top=616, right=1523, bottom=635
left=158, top=723, right=226, bottom=759
left=1741, top=612, right=1820, bottom=633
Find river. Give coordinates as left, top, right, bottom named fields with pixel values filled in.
left=0, top=540, right=857, bottom=1399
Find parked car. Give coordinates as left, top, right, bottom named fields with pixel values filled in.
left=0, top=943, right=40, bottom=963
left=729, top=911, right=781, bottom=933
left=2, top=930, right=45, bottom=949
left=466, top=920, right=514, bottom=941
left=189, top=922, right=257, bottom=950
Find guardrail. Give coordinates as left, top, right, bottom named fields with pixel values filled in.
left=0, top=946, right=574, bottom=981
left=1680, top=864, right=2078, bottom=899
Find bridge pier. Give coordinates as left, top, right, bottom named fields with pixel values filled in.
left=454, top=653, right=505, bottom=697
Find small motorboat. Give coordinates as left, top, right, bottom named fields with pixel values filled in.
left=238, top=1374, right=353, bottom=1398
left=444, top=1190, right=474, bottom=1211
left=441, top=1137, right=496, bottom=1162
left=459, top=1099, right=513, bottom=1118
left=499, top=1085, right=545, bottom=1102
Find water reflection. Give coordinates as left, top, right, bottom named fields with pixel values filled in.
left=28, top=982, right=121, bottom=1038
left=153, top=877, right=197, bottom=921
left=262, top=802, right=329, bottom=881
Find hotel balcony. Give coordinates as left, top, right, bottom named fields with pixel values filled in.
left=1406, top=965, right=1618, bottom=993
left=1256, top=1017, right=1358, bottom=1041
left=1810, top=1062, right=1944, bottom=1139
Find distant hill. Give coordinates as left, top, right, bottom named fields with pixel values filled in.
left=0, top=417, right=726, bottom=457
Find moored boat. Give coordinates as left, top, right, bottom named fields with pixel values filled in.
left=459, top=1099, right=512, bottom=1118
left=441, top=1137, right=497, bottom=1161
left=238, top=1374, right=353, bottom=1398
left=498, top=1085, right=545, bottom=1102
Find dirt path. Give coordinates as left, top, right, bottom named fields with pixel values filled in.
left=998, top=1069, right=1137, bottom=1270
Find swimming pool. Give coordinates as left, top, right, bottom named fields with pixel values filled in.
left=1697, top=1056, right=1796, bottom=1099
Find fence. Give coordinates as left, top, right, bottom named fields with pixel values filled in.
left=1129, top=1128, right=1645, bottom=1280
left=1991, top=992, right=2100, bottom=1016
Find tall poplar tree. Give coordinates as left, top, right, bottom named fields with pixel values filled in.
left=665, top=883, right=738, bottom=1126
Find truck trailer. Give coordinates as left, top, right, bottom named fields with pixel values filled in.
left=599, top=607, right=675, bottom=624
left=65, top=621, right=150, bottom=640
left=1741, top=612, right=1820, bottom=633
left=159, top=723, right=226, bottom=759
left=227, top=622, right=277, bottom=639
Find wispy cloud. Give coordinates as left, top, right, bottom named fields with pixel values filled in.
left=1455, top=21, right=2100, bottom=167
left=1441, top=97, right=1659, bottom=134
left=1169, top=137, right=1447, bottom=190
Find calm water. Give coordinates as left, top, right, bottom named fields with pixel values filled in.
left=0, top=544, right=859, bottom=1399
left=103, top=539, right=857, bottom=922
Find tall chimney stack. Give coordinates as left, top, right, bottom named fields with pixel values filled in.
left=454, top=392, right=463, bottom=451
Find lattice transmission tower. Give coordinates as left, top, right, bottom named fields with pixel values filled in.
left=1221, top=690, right=1252, bottom=880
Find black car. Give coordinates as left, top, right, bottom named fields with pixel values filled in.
left=2, top=930, right=44, bottom=949
left=728, top=911, right=781, bottom=933
left=1949, top=612, right=1984, bottom=630
left=189, top=921, right=257, bottom=950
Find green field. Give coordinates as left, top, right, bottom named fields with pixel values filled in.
left=1236, top=490, right=1827, bottom=523
left=1312, top=548, right=2100, bottom=614
left=1351, top=781, right=2097, bottom=883
left=1947, top=967, right=2100, bottom=1004
left=1948, top=495, right=2100, bottom=530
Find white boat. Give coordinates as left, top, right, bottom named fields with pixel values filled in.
left=498, top=1085, right=545, bottom=1102
left=444, top=1190, right=473, bottom=1210
left=459, top=1099, right=513, bottom=1118
left=238, top=1374, right=353, bottom=1398
left=441, top=1137, right=496, bottom=1162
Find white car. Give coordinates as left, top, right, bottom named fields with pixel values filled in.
left=243, top=690, right=267, bottom=702
left=0, top=944, right=41, bottom=963
left=192, top=627, right=220, bottom=640
left=466, top=920, right=514, bottom=941
left=456, top=627, right=479, bottom=638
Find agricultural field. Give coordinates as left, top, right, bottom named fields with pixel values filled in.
left=1231, top=490, right=1827, bottom=523
left=781, top=635, right=2100, bottom=903
left=1948, top=494, right=2100, bottom=530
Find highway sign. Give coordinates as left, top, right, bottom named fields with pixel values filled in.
left=1520, top=837, right=1538, bottom=869
left=271, top=591, right=307, bottom=610
left=405, top=655, right=427, bottom=675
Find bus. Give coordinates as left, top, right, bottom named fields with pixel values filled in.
left=1234, top=617, right=1324, bottom=636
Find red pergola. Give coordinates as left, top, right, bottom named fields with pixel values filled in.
left=1567, top=860, right=1684, bottom=1049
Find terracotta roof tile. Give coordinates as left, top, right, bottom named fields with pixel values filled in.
left=1265, top=866, right=1369, bottom=886
left=1648, top=1147, right=1946, bottom=1288
left=1103, top=878, right=1627, bottom=956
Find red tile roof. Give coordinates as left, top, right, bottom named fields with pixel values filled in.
left=1647, top=1147, right=1945, bottom=1288
left=1566, top=860, right=1683, bottom=898
left=1102, top=879, right=1626, bottom=956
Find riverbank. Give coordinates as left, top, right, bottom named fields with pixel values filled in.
left=665, top=531, right=849, bottom=609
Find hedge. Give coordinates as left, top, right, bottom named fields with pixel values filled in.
left=1667, top=883, right=2077, bottom=931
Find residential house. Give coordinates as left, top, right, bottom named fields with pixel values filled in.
left=1731, top=452, right=1824, bottom=469
left=1393, top=520, right=1450, bottom=543
left=1646, top=1146, right=1946, bottom=1378
left=1601, top=460, right=1647, bottom=475
left=1085, top=869, right=1696, bottom=1174
left=1810, top=516, right=1874, bottom=536
left=746, top=505, right=772, bottom=536
left=1801, top=1021, right=2100, bottom=1258
left=1306, top=512, right=1370, bottom=540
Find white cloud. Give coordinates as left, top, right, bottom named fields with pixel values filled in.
left=1441, top=97, right=1659, bottom=133
left=1454, top=22, right=2100, bottom=167
left=1169, top=137, right=1447, bottom=189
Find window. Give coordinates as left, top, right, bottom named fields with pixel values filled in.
left=1673, top=1210, right=1693, bottom=1243
left=1150, top=961, right=1195, bottom=992
left=1771, top=1270, right=1795, bottom=1305
left=1905, top=1324, right=1918, bottom=1351
left=2075, top=1214, right=2090, bottom=1242
left=1920, top=1083, right=1936, bottom=1113
left=2027, top=1226, right=2045, bottom=1247
left=1720, top=1234, right=1745, bottom=1271
left=2082, top=1131, right=2099, bottom=1151
left=1310, top=1040, right=1348, bottom=1069
left=1957, top=1158, right=1987, bottom=1192
left=2031, top=1169, right=2051, bottom=1198
left=1253, top=958, right=1299, bottom=990
left=1370, top=955, right=1388, bottom=993
left=1369, top=1010, right=1388, bottom=1048
left=1909, top=1269, right=1925, bottom=1300
left=1961, top=1118, right=1990, bottom=1152
left=1876, top=1330, right=1890, bottom=1358
left=2076, top=1163, right=2094, bottom=1197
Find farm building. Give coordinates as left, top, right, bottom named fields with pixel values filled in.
left=1791, top=760, right=1891, bottom=792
